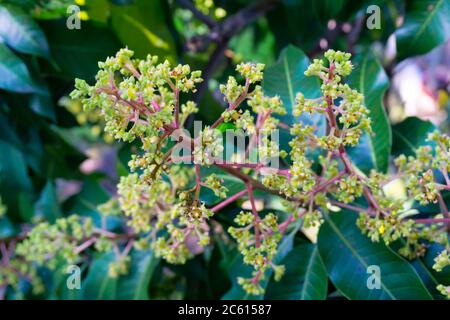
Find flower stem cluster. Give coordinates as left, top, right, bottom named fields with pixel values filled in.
left=6, top=49, right=450, bottom=299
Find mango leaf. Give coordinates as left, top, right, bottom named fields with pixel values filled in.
left=312, top=0, right=348, bottom=23
left=0, top=43, right=39, bottom=93
left=263, top=45, right=324, bottom=158
left=82, top=251, right=117, bottom=299
left=392, top=117, right=436, bottom=156
left=0, top=4, right=49, bottom=57
left=0, top=217, right=16, bottom=239
left=229, top=20, right=275, bottom=65
left=265, top=244, right=328, bottom=300
left=49, top=261, right=84, bottom=300
left=40, top=20, right=122, bottom=80
left=347, top=52, right=391, bottom=173
left=263, top=44, right=322, bottom=128
left=396, top=0, right=450, bottom=60
left=0, top=140, right=33, bottom=221
left=110, top=0, right=176, bottom=62
left=317, top=210, right=432, bottom=300
left=29, top=93, right=55, bottom=121
left=266, top=1, right=324, bottom=54
left=411, top=243, right=450, bottom=299
left=85, top=0, right=111, bottom=23
left=34, top=181, right=62, bottom=223
left=117, top=249, right=159, bottom=299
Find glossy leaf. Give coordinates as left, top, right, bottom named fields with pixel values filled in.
left=83, top=251, right=117, bottom=300
left=392, top=117, right=436, bottom=156
left=411, top=243, right=450, bottom=299
left=263, top=44, right=322, bottom=127
left=0, top=43, right=38, bottom=93
left=318, top=210, right=432, bottom=300
left=0, top=217, right=16, bottom=239
left=0, top=140, right=33, bottom=221
left=110, top=0, right=176, bottom=61
left=34, top=181, right=62, bottom=223
left=40, top=20, right=122, bottom=80
left=263, top=45, right=325, bottom=158
left=313, top=0, right=347, bottom=23
left=29, top=93, right=55, bottom=121
left=347, top=52, right=391, bottom=173
left=265, top=244, right=328, bottom=300
left=117, top=250, right=159, bottom=300
left=0, top=4, right=49, bottom=57
left=396, top=0, right=450, bottom=60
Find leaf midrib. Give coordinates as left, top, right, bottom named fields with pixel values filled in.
left=325, top=215, right=396, bottom=299
left=409, top=0, right=445, bottom=49
left=132, top=253, right=154, bottom=299
left=300, top=246, right=318, bottom=300
left=282, top=53, right=295, bottom=108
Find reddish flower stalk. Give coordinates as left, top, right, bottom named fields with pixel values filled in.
left=414, top=218, right=450, bottom=224
left=211, top=188, right=248, bottom=213
left=247, top=182, right=261, bottom=248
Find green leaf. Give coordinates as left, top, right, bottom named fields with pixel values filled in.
left=411, top=243, right=450, bottom=299
left=0, top=4, right=49, bottom=57
left=0, top=43, right=39, bottom=93
left=110, top=0, right=176, bottom=61
left=40, top=20, right=122, bottom=80
left=229, top=20, right=275, bottom=65
left=29, top=93, right=55, bottom=121
left=392, top=117, right=437, bottom=156
left=265, top=244, right=328, bottom=300
left=347, top=52, right=391, bottom=173
left=0, top=217, right=16, bottom=239
left=83, top=251, right=117, bottom=299
left=263, top=45, right=325, bottom=158
left=50, top=262, right=84, bottom=300
left=396, top=0, right=450, bottom=60
left=0, top=140, right=33, bottom=221
left=266, top=1, right=325, bottom=54
left=318, top=210, right=432, bottom=300
left=312, top=0, right=347, bottom=23
left=34, top=181, right=62, bottom=223
left=117, top=249, right=159, bottom=299
left=263, top=44, right=322, bottom=127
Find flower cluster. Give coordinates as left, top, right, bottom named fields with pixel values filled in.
left=70, top=48, right=202, bottom=144
left=204, top=174, right=228, bottom=198
left=228, top=211, right=284, bottom=295
left=16, top=216, right=94, bottom=268
left=433, top=250, right=450, bottom=272
left=434, top=250, right=450, bottom=298
left=7, top=48, right=450, bottom=299
left=335, top=175, right=364, bottom=203
left=193, top=127, right=224, bottom=165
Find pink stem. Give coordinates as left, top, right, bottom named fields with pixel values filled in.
left=211, top=188, right=248, bottom=213
left=414, top=218, right=450, bottom=224
left=247, top=182, right=261, bottom=248
left=151, top=100, right=161, bottom=112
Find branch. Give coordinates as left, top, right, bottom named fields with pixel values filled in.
left=247, top=182, right=261, bottom=248
left=181, top=0, right=282, bottom=105
left=176, top=0, right=217, bottom=28
left=211, top=188, right=248, bottom=213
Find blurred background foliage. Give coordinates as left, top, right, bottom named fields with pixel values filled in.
left=0, top=0, right=449, bottom=299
